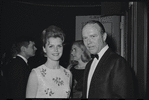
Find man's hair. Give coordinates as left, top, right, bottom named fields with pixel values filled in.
left=82, top=20, right=105, bottom=35
left=14, top=36, right=35, bottom=54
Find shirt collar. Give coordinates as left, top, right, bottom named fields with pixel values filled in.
left=97, top=45, right=109, bottom=59
left=17, top=54, right=28, bottom=64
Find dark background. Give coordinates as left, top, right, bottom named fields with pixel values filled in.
left=0, top=1, right=101, bottom=68
left=1, top=1, right=148, bottom=98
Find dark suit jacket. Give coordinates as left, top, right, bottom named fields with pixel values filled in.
left=82, top=48, right=135, bottom=99
left=5, top=56, right=30, bottom=98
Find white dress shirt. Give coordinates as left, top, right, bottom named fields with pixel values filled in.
left=17, top=54, right=28, bottom=64
left=86, top=45, right=109, bottom=98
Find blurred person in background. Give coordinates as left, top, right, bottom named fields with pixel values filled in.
left=67, top=40, right=91, bottom=98
left=5, top=36, right=37, bottom=99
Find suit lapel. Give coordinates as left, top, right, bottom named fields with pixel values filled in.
left=82, top=59, right=93, bottom=98
left=88, top=48, right=112, bottom=97
left=92, top=48, right=112, bottom=77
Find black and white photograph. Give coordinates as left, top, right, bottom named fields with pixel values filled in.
left=0, top=1, right=148, bottom=99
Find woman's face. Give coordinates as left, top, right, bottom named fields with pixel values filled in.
left=71, top=44, right=82, bottom=61
left=43, top=37, right=63, bottom=61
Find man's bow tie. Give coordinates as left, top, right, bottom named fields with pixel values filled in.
left=91, top=54, right=99, bottom=60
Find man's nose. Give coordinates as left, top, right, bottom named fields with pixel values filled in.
left=87, top=38, right=91, bottom=45
left=34, top=47, right=37, bottom=50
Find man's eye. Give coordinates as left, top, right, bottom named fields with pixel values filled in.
left=91, top=35, right=95, bottom=38
left=83, top=37, right=87, bottom=40
left=58, top=45, right=62, bottom=48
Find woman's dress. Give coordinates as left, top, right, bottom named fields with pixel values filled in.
left=70, top=66, right=85, bottom=98
left=33, top=64, right=72, bottom=98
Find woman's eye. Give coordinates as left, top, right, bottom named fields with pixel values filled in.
left=71, top=49, right=74, bottom=52
left=49, top=45, right=53, bottom=48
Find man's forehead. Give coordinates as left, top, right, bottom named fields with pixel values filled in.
left=83, top=24, right=101, bottom=34
left=85, top=23, right=101, bottom=30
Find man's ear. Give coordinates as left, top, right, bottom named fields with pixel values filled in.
left=103, top=32, right=107, bottom=42
left=21, top=46, right=25, bottom=52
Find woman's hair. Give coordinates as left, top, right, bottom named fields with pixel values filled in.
left=72, top=40, right=91, bottom=63
left=41, top=25, right=65, bottom=47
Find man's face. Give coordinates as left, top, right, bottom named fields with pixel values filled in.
left=24, top=41, right=37, bottom=58
left=82, top=23, right=106, bottom=54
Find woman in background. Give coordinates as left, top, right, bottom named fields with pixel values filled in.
left=67, top=40, right=91, bottom=98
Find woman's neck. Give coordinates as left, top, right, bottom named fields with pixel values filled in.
left=45, top=58, right=60, bottom=69
left=75, top=60, right=87, bottom=69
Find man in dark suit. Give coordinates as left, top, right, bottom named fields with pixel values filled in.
left=5, top=36, right=37, bottom=98
left=81, top=20, right=135, bottom=98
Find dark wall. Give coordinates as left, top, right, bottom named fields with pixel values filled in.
left=101, top=2, right=129, bottom=15
left=1, top=1, right=76, bottom=50
left=0, top=1, right=101, bottom=67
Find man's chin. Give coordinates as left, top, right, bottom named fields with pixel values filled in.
left=89, top=50, right=97, bottom=54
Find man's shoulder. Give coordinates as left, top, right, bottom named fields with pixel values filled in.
left=107, top=48, right=125, bottom=60
left=10, top=57, right=23, bottom=64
